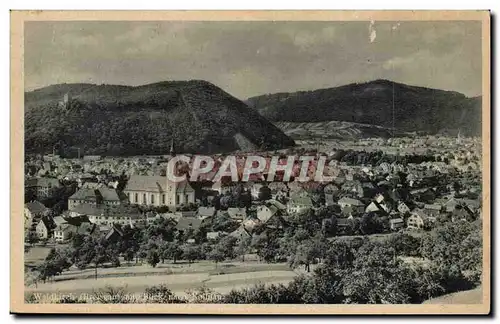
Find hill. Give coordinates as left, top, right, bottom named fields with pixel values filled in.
left=24, top=81, right=295, bottom=156
left=246, top=80, right=482, bottom=136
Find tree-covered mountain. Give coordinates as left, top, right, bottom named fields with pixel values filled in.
left=25, top=80, right=295, bottom=156
left=246, top=80, right=482, bottom=136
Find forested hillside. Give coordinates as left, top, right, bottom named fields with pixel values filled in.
left=247, top=80, right=482, bottom=136
left=25, top=80, right=295, bottom=156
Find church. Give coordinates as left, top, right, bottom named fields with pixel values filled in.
left=123, top=141, right=195, bottom=208
left=124, top=174, right=195, bottom=208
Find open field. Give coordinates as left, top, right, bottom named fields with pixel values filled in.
left=24, top=246, right=52, bottom=267
left=25, top=261, right=297, bottom=299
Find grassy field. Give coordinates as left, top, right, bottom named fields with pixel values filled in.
left=24, top=246, right=52, bottom=267
left=25, top=260, right=297, bottom=300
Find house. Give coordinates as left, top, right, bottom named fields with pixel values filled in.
left=75, top=222, right=97, bottom=236
left=336, top=217, right=352, bottom=234
left=35, top=217, right=53, bottom=239
left=68, top=187, right=124, bottom=210
left=341, top=180, right=364, bottom=198
left=71, top=204, right=143, bottom=227
left=25, top=177, right=61, bottom=200
left=207, top=231, right=226, bottom=241
left=211, top=181, right=235, bottom=195
left=268, top=182, right=289, bottom=199
left=229, top=225, right=252, bottom=241
left=24, top=201, right=49, bottom=230
left=54, top=224, right=76, bottom=242
left=175, top=217, right=203, bottom=234
left=389, top=218, right=404, bottom=231
left=53, top=215, right=68, bottom=226
left=407, top=209, right=436, bottom=230
left=338, top=197, right=365, bottom=214
left=227, top=208, right=247, bottom=222
left=242, top=217, right=259, bottom=233
left=410, top=188, right=436, bottom=203
left=325, top=194, right=336, bottom=207
left=267, top=199, right=287, bottom=211
left=83, top=155, right=102, bottom=161
left=104, top=224, right=125, bottom=243
left=159, top=212, right=183, bottom=223
left=178, top=211, right=197, bottom=218
left=457, top=199, right=481, bottom=214
left=124, top=174, right=195, bottom=207
left=323, top=183, right=339, bottom=195
left=397, top=201, right=411, bottom=214
left=257, top=204, right=279, bottom=223
left=145, top=212, right=162, bottom=224
left=197, top=206, right=216, bottom=220
left=287, top=195, right=314, bottom=214
left=68, top=188, right=99, bottom=209
left=451, top=205, right=475, bottom=222
left=423, top=204, right=443, bottom=218
left=365, top=198, right=390, bottom=215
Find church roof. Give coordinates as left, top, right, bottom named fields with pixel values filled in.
left=125, top=175, right=194, bottom=193
left=125, top=175, right=165, bottom=192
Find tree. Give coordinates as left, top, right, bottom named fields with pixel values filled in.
left=386, top=233, right=422, bottom=257
left=207, top=248, right=226, bottom=269
left=251, top=232, right=279, bottom=263
left=182, top=245, right=201, bottom=264
left=235, top=236, right=252, bottom=261
left=325, top=240, right=355, bottom=269
left=289, top=240, right=320, bottom=272
left=147, top=249, right=160, bottom=268
left=123, top=248, right=135, bottom=265
left=212, top=212, right=238, bottom=232
left=78, top=237, right=110, bottom=279
left=322, top=215, right=338, bottom=237
left=25, top=230, right=39, bottom=245
left=162, top=242, right=182, bottom=264
left=258, top=186, right=272, bottom=201
left=217, top=236, right=237, bottom=259
left=360, top=213, right=378, bottom=235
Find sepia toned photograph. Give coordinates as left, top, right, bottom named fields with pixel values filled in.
left=10, top=10, right=490, bottom=314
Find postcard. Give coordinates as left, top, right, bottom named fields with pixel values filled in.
left=10, top=10, right=490, bottom=314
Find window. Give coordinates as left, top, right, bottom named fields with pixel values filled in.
left=134, top=193, right=138, bottom=203
left=176, top=194, right=180, bottom=205
left=151, top=194, right=155, bottom=204
left=143, top=193, right=147, bottom=204
left=185, top=194, right=189, bottom=203
left=162, top=194, right=166, bottom=205
left=127, top=192, right=130, bottom=201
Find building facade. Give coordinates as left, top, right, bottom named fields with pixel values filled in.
left=124, top=174, right=195, bottom=208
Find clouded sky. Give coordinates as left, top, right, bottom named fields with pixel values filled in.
left=24, top=20, right=482, bottom=98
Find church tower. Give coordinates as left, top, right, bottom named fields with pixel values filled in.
left=170, top=138, right=176, bottom=157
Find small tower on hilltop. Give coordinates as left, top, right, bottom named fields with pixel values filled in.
left=170, top=138, right=176, bottom=157
left=456, top=130, right=462, bottom=145
left=59, top=92, right=71, bottom=109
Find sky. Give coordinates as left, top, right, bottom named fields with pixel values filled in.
left=24, top=20, right=482, bottom=99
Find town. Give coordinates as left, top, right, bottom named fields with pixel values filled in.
left=23, top=134, right=483, bottom=304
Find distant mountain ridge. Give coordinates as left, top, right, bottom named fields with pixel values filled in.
left=24, top=80, right=295, bottom=156
left=246, top=80, right=481, bottom=136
